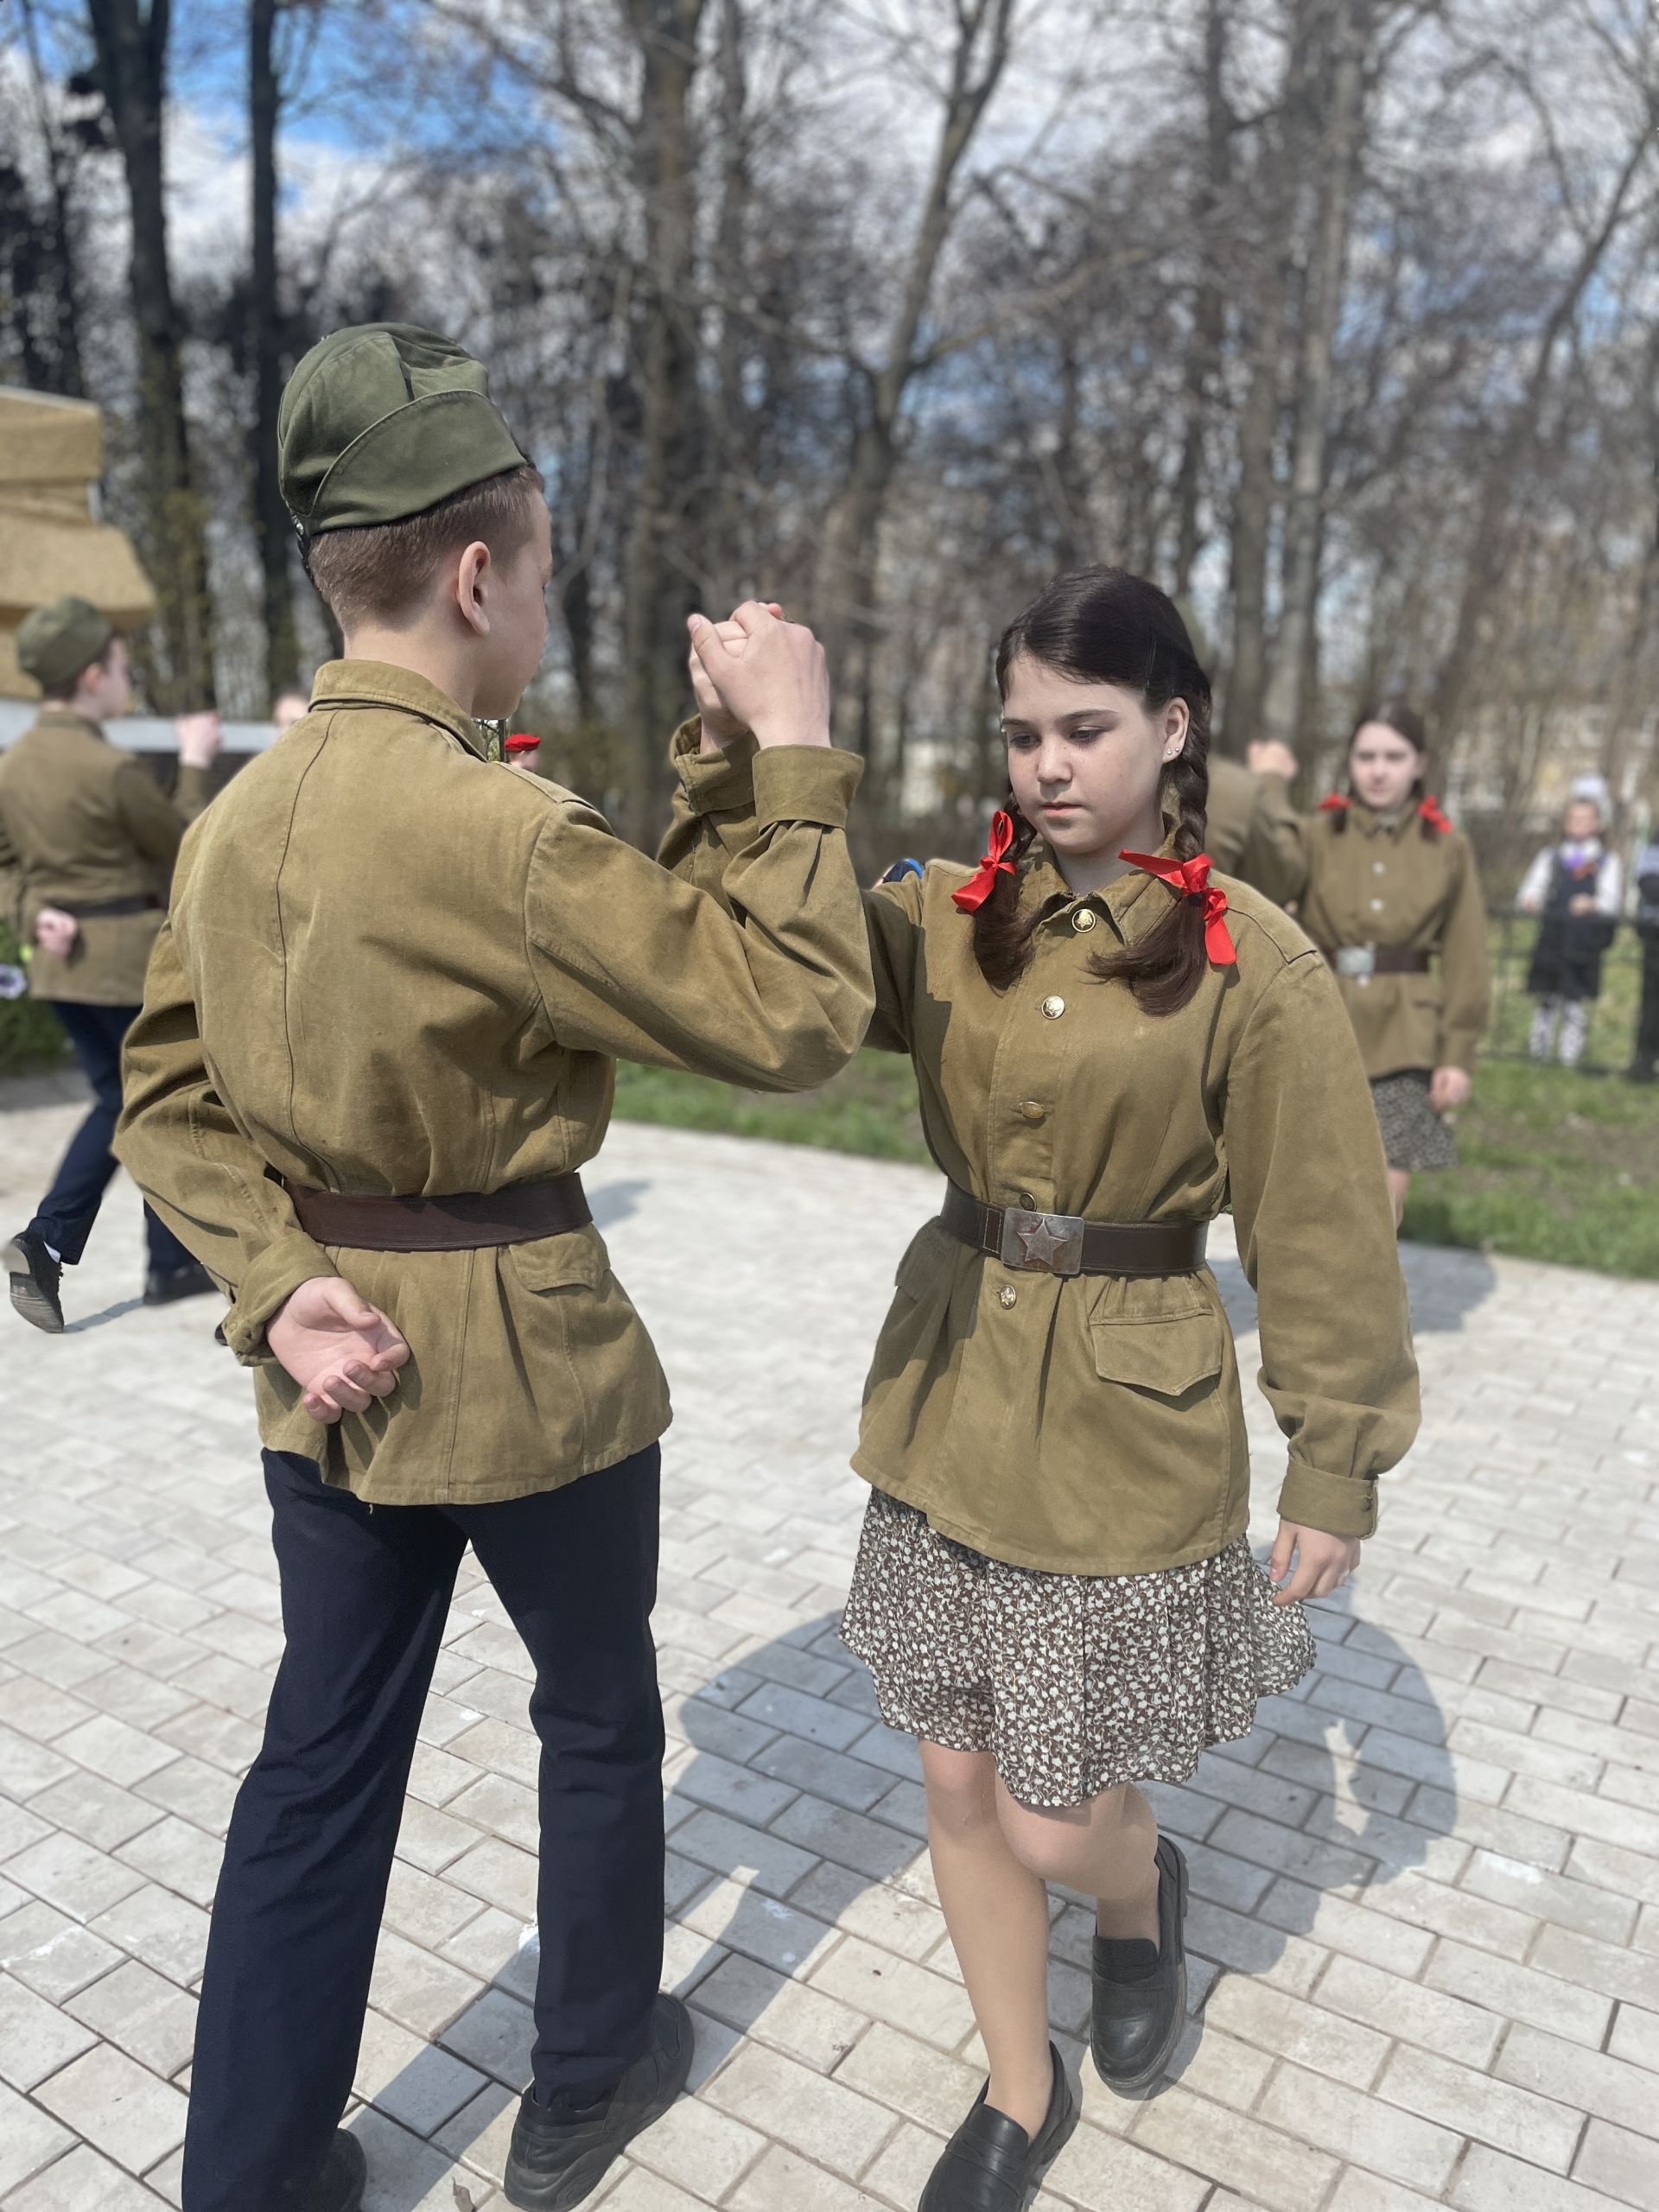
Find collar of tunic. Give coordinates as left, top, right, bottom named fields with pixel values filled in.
left=307, top=658, right=487, bottom=760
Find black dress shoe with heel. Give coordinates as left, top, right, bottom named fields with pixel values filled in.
left=3, top=1230, right=63, bottom=1332
left=918, top=2043, right=1078, bottom=2210
left=143, top=1257, right=218, bottom=1307
left=504, top=1992, right=694, bottom=2210
left=1091, top=1834, right=1188, bottom=2094
left=305, top=2131, right=366, bottom=2212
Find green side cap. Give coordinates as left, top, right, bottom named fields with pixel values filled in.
left=16, top=595, right=116, bottom=695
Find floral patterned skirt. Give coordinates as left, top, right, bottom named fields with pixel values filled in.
left=1370, top=1070, right=1458, bottom=1173
left=840, top=1490, right=1316, bottom=1808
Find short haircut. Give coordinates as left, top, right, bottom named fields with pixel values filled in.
left=302, top=461, right=544, bottom=630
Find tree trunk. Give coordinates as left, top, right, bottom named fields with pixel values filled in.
left=86, top=0, right=216, bottom=709
left=1173, top=0, right=1230, bottom=598
left=1262, top=0, right=1367, bottom=750
left=1226, top=0, right=1321, bottom=754
left=817, top=0, right=1016, bottom=759
left=251, top=0, right=299, bottom=700
left=1431, top=125, right=1649, bottom=759
left=620, top=0, right=707, bottom=844
left=705, top=0, right=751, bottom=607
left=16, top=0, right=87, bottom=397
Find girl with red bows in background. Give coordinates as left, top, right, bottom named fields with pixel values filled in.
left=1292, top=704, right=1491, bottom=1224
left=678, top=566, right=1419, bottom=2212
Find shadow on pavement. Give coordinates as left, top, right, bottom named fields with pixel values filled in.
left=359, top=1593, right=1455, bottom=2206
left=1211, top=1244, right=1497, bottom=1338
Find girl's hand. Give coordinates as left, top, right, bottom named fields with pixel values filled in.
left=1268, top=1521, right=1359, bottom=1605
left=1429, top=1065, right=1471, bottom=1113
left=688, top=605, right=782, bottom=754
left=34, top=907, right=79, bottom=958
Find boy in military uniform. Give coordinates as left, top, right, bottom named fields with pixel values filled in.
left=113, top=325, right=873, bottom=2212
left=0, top=597, right=219, bottom=1326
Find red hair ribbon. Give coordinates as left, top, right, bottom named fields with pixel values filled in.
left=505, top=732, right=541, bottom=756
left=1119, top=849, right=1237, bottom=966
left=952, top=809, right=1019, bottom=912
left=1418, top=794, right=1452, bottom=834
left=1319, top=793, right=1351, bottom=813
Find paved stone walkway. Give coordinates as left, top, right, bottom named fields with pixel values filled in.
left=1, top=1071, right=1657, bottom=2212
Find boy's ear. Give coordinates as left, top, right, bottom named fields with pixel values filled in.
left=455, top=539, right=493, bottom=635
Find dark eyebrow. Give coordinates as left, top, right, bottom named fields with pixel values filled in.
left=1000, top=709, right=1114, bottom=734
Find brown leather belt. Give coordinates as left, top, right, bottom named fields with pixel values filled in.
left=285, top=1173, right=591, bottom=1253
left=940, top=1181, right=1207, bottom=1280
left=1322, top=944, right=1432, bottom=977
left=63, top=896, right=161, bottom=919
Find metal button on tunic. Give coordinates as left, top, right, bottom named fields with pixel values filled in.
left=1041, top=995, right=1065, bottom=1018
left=1072, top=907, right=1097, bottom=931
left=999, top=1285, right=1017, bottom=1308
left=1020, top=1100, right=1046, bottom=1123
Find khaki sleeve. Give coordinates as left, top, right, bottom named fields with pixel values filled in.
left=658, top=719, right=922, bottom=1052
left=112, top=760, right=188, bottom=870
left=1224, top=950, right=1421, bottom=1540
left=1437, top=837, right=1491, bottom=1074
left=528, top=744, right=875, bottom=1090
left=114, top=913, right=334, bottom=1362
left=171, top=762, right=214, bottom=824
left=1240, top=775, right=1310, bottom=906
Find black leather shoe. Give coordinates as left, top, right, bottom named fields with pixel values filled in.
left=3, top=1230, right=63, bottom=1333
left=143, top=1258, right=218, bottom=1306
left=918, top=2044, right=1078, bottom=2210
left=1091, top=1834, right=1188, bottom=2094
left=305, top=2130, right=366, bottom=2212
left=504, top=1993, right=694, bottom=2210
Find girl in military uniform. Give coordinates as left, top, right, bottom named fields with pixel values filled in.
left=682, top=569, right=1418, bottom=2212
left=1293, top=705, right=1490, bottom=1220
left=1517, top=780, right=1623, bottom=1069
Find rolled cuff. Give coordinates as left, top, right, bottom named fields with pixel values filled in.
left=753, top=744, right=863, bottom=831
left=1276, top=1461, right=1380, bottom=1541
left=223, top=1230, right=338, bottom=1364
left=174, top=763, right=214, bottom=817
left=1439, top=1027, right=1483, bottom=1076
left=671, top=721, right=759, bottom=815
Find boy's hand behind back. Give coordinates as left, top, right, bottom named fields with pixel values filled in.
left=268, top=1277, right=410, bottom=1424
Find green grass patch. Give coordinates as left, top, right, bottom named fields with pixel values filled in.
left=619, top=1045, right=1659, bottom=1281
left=613, top=1051, right=931, bottom=1165
left=1401, top=1058, right=1659, bottom=1278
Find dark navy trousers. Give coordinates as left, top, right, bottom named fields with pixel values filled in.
left=29, top=1000, right=193, bottom=1272
left=182, top=1444, right=666, bottom=2212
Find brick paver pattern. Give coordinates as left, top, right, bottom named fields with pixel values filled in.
left=1, top=1070, right=1657, bottom=2210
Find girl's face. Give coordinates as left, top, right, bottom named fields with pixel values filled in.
left=1001, top=654, right=1185, bottom=868
left=1349, top=721, right=1421, bottom=813
left=1564, top=801, right=1603, bottom=844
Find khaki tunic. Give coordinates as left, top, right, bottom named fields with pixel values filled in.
left=0, top=710, right=213, bottom=1004
left=1291, top=805, right=1491, bottom=1077
left=665, top=733, right=1420, bottom=1576
left=1205, top=760, right=1302, bottom=906
left=114, top=662, right=874, bottom=1506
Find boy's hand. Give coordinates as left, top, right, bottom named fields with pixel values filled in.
left=268, top=1276, right=410, bottom=1423
left=690, top=601, right=831, bottom=750
left=175, top=711, right=223, bottom=770
left=34, top=907, right=79, bottom=958
left=1268, top=1521, right=1360, bottom=1605
left=687, top=604, right=781, bottom=754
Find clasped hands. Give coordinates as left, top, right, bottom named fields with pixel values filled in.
left=686, top=601, right=832, bottom=757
